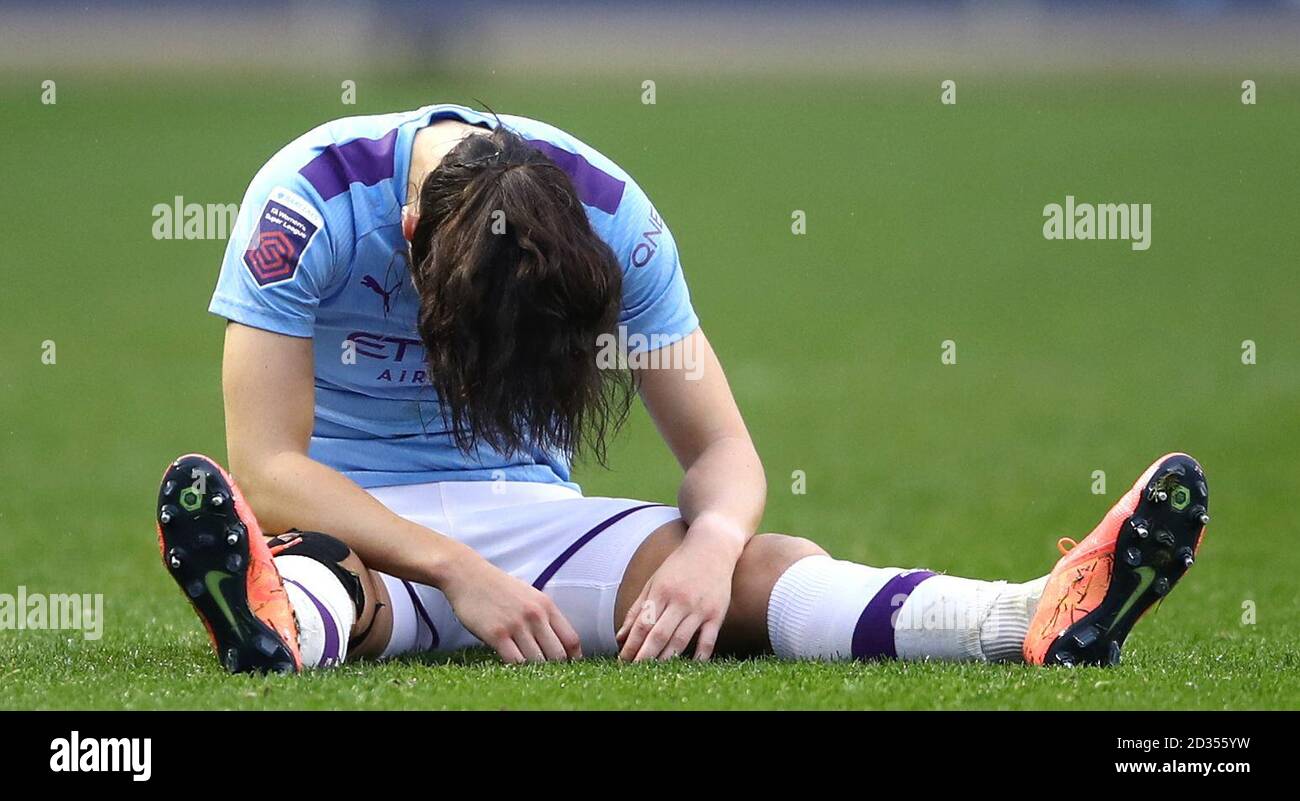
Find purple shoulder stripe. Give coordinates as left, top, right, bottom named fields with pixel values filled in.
left=526, top=139, right=626, bottom=215
left=299, top=129, right=399, bottom=201
left=850, top=570, right=936, bottom=660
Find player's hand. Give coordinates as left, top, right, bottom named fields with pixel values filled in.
left=616, top=525, right=740, bottom=661
left=439, top=548, right=582, bottom=664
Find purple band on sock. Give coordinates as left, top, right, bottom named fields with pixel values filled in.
left=850, top=570, right=936, bottom=660
left=284, top=577, right=340, bottom=666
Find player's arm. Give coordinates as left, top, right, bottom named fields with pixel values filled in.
left=616, top=328, right=766, bottom=660
left=640, top=328, right=765, bottom=545
left=222, top=321, right=581, bottom=663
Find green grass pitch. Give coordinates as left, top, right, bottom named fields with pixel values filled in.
left=1, top=71, right=1297, bottom=709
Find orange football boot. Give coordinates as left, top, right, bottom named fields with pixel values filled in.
left=1024, top=453, right=1209, bottom=667
left=156, top=453, right=302, bottom=673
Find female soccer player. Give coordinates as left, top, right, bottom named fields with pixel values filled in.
left=155, top=104, right=1209, bottom=672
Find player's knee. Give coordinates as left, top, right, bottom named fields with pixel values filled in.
left=711, top=534, right=826, bottom=656
left=738, top=533, right=827, bottom=578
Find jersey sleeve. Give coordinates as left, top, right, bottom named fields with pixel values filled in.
left=610, top=181, right=699, bottom=351
left=209, top=171, right=341, bottom=338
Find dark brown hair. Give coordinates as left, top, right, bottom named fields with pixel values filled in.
left=408, top=126, right=631, bottom=463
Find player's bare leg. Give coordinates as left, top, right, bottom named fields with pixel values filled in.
left=616, top=524, right=828, bottom=656
left=617, top=518, right=1044, bottom=662
left=617, top=452, right=1209, bottom=666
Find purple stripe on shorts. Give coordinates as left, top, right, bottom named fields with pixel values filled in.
left=850, top=570, right=936, bottom=660
left=525, top=139, right=626, bottom=215
left=299, top=129, right=399, bottom=201
left=401, top=579, right=440, bottom=650
left=532, top=504, right=665, bottom=591
left=284, top=577, right=340, bottom=666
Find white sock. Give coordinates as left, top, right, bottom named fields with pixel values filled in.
left=376, top=573, right=441, bottom=658
left=979, top=575, right=1048, bottom=662
left=767, top=555, right=925, bottom=660
left=895, top=574, right=1044, bottom=662
left=276, top=554, right=355, bottom=668
left=767, top=555, right=1044, bottom=663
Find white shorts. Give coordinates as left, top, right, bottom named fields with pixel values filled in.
left=367, top=481, right=682, bottom=657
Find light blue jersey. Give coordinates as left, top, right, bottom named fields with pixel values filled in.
left=210, top=104, right=698, bottom=490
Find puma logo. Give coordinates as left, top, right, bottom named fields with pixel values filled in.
left=361, top=274, right=401, bottom=314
